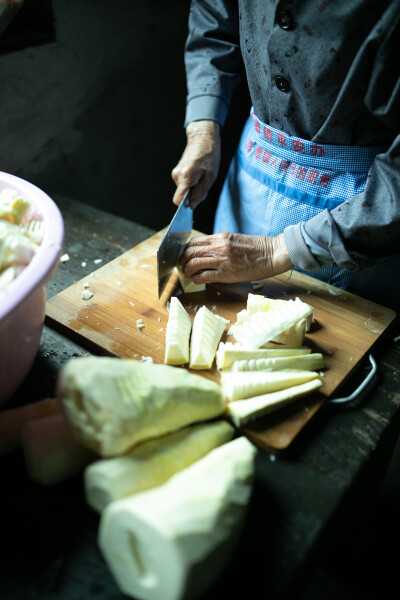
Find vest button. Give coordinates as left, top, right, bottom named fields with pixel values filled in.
left=275, top=76, right=291, bottom=92
left=277, top=10, right=294, bottom=30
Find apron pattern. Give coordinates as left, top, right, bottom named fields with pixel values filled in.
left=214, top=109, right=400, bottom=311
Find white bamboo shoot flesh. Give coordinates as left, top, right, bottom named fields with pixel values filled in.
left=230, top=353, right=324, bottom=372
left=222, top=370, right=319, bottom=402
left=271, top=318, right=307, bottom=346
left=58, top=356, right=225, bottom=457
left=227, top=379, right=323, bottom=426
left=174, top=266, right=206, bottom=293
left=231, top=297, right=313, bottom=349
left=246, top=293, right=313, bottom=331
left=189, top=306, right=226, bottom=369
left=98, top=437, right=257, bottom=600
left=216, top=341, right=311, bottom=370
left=0, top=189, right=30, bottom=225
left=164, top=296, right=192, bottom=365
left=85, top=420, right=234, bottom=512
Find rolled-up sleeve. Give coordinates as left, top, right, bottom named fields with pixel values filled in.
left=284, top=212, right=372, bottom=273
left=286, top=132, right=400, bottom=273
left=184, top=0, right=244, bottom=127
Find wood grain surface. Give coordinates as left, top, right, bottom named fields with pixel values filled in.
left=45, top=229, right=397, bottom=451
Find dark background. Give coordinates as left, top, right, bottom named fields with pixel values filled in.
left=0, top=0, right=250, bottom=235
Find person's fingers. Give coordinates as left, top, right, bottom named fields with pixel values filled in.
left=182, top=235, right=216, bottom=250
left=191, top=269, right=222, bottom=284
left=171, top=128, right=220, bottom=208
left=179, top=234, right=235, bottom=272
left=172, top=182, right=190, bottom=206
left=179, top=239, right=217, bottom=268
left=172, top=163, right=198, bottom=202
left=182, top=232, right=231, bottom=252
left=187, top=232, right=231, bottom=246
left=182, top=256, right=220, bottom=276
left=171, top=164, right=180, bottom=186
left=172, top=178, right=209, bottom=208
left=171, top=156, right=209, bottom=206
left=173, top=169, right=216, bottom=208
left=187, top=180, right=207, bottom=209
left=187, top=171, right=217, bottom=209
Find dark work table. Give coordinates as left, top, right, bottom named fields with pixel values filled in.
left=1, top=196, right=400, bottom=600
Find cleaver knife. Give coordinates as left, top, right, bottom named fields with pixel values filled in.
left=157, top=189, right=193, bottom=298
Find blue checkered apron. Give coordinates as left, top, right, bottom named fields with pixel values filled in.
left=214, top=110, right=400, bottom=311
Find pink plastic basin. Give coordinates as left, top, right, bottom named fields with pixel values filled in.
left=0, top=172, right=64, bottom=407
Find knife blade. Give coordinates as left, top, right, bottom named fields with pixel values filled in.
left=157, top=189, right=193, bottom=298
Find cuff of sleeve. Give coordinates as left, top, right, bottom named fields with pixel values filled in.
left=300, top=222, right=334, bottom=266
left=184, top=95, right=229, bottom=128
left=284, top=223, right=322, bottom=271
left=304, top=209, right=371, bottom=272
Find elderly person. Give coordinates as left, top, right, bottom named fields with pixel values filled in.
left=173, top=1, right=400, bottom=311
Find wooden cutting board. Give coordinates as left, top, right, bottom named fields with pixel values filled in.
left=45, top=229, right=396, bottom=452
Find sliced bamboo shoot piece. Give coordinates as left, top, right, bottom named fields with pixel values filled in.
left=271, top=318, right=307, bottom=346
left=221, top=370, right=319, bottom=402
left=227, top=379, right=323, bottom=426
left=230, top=353, right=324, bottom=372
left=246, top=293, right=313, bottom=331
left=216, top=341, right=311, bottom=370
left=0, top=189, right=30, bottom=225
left=174, top=266, right=206, bottom=293
left=164, top=296, right=192, bottom=365
left=189, top=305, right=226, bottom=369
left=231, top=297, right=313, bottom=349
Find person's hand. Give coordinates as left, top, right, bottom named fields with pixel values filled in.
left=179, top=232, right=293, bottom=284
left=172, top=120, right=221, bottom=209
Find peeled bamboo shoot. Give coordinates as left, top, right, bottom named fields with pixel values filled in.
left=58, top=356, right=225, bottom=457
left=227, top=379, right=323, bottom=426
left=230, top=353, right=324, bottom=372
left=216, top=341, right=311, bottom=370
left=85, top=420, right=234, bottom=512
left=222, top=370, right=319, bottom=402
left=98, top=437, right=257, bottom=600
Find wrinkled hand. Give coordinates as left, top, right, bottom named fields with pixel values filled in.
left=172, top=120, right=221, bottom=209
left=179, top=232, right=293, bottom=284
